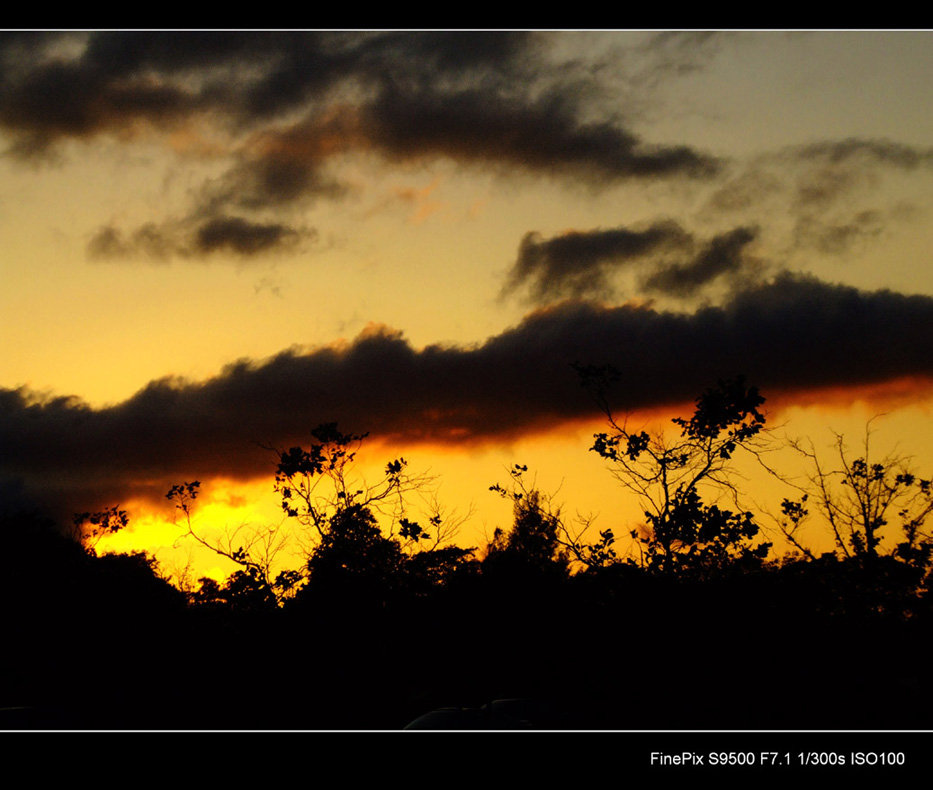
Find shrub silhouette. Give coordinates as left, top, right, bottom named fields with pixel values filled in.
left=301, top=503, right=405, bottom=606
left=487, top=465, right=569, bottom=580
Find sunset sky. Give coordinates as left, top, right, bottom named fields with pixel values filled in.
left=2, top=31, right=933, bottom=580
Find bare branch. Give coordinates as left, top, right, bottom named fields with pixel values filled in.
left=786, top=419, right=933, bottom=565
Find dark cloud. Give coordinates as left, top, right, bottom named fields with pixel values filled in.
left=0, top=32, right=724, bottom=262
left=0, top=32, right=338, bottom=139
left=198, top=115, right=356, bottom=213
left=793, top=166, right=862, bottom=210
left=0, top=48, right=204, bottom=158
left=641, top=226, right=759, bottom=297
left=705, top=167, right=784, bottom=214
left=503, top=222, right=761, bottom=303
left=87, top=216, right=314, bottom=261
left=781, top=140, right=933, bottom=256
left=4, top=274, right=933, bottom=519
left=502, top=221, right=690, bottom=302
left=0, top=32, right=718, bottom=188
left=376, top=31, right=537, bottom=76
left=220, top=151, right=342, bottom=210
left=359, top=85, right=720, bottom=183
left=193, top=216, right=307, bottom=256
left=81, top=30, right=303, bottom=77
left=782, top=140, right=933, bottom=220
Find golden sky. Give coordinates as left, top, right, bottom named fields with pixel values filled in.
left=2, top=31, right=933, bottom=577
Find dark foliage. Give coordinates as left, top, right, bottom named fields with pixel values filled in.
left=4, top=383, right=933, bottom=730
left=577, top=369, right=771, bottom=577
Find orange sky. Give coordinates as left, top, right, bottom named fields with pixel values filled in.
left=2, top=31, right=933, bottom=582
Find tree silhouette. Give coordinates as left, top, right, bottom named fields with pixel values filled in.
left=576, top=367, right=771, bottom=576
left=19, top=417, right=933, bottom=731
left=487, top=464, right=570, bottom=579
left=43, top=395, right=933, bottom=728
left=301, top=503, right=406, bottom=607
left=69, top=506, right=129, bottom=554
left=783, top=421, right=933, bottom=566
left=272, top=422, right=433, bottom=554
left=776, top=422, right=933, bottom=618
left=166, top=424, right=470, bottom=614
left=167, top=480, right=295, bottom=608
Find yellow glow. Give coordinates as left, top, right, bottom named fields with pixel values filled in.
left=95, top=476, right=293, bottom=586
left=85, top=387, right=933, bottom=587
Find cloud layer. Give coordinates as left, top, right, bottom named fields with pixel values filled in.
left=4, top=274, right=933, bottom=518
left=0, top=32, right=721, bottom=262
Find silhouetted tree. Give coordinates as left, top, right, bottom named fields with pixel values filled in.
left=487, top=464, right=570, bottom=579
left=273, top=423, right=430, bottom=549
left=274, top=423, right=468, bottom=591
left=576, top=368, right=771, bottom=577
left=301, top=504, right=406, bottom=604
left=163, top=424, right=468, bottom=614
left=783, top=421, right=933, bottom=567
left=776, top=422, right=933, bottom=617
left=69, top=505, right=129, bottom=554
left=168, top=481, right=294, bottom=608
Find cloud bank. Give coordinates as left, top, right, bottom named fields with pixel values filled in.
left=3, top=274, right=933, bottom=518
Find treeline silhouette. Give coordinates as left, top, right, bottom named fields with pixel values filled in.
left=2, top=376, right=932, bottom=729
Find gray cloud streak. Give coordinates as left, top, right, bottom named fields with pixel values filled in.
left=88, top=216, right=316, bottom=261
left=504, top=222, right=762, bottom=303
